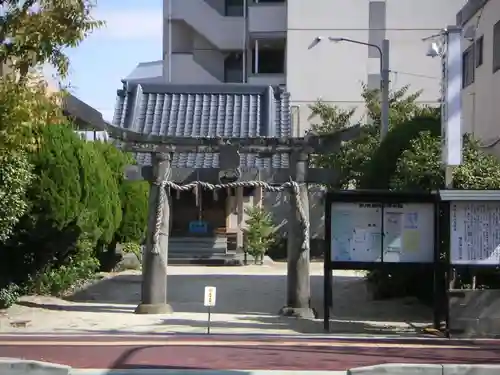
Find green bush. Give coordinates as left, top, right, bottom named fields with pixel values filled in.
left=115, top=181, right=149, bottom=243
left=0, top=151, right=34, bottom=243
left=93, top=141, right=134, bottom=184
left=121, top=242, right=142, bottom=260
left=93, top=141, right=148, bottom=270
left=94, top=141, right=148, bottom=244
left=29, top=238, right=99, bottom=296
left=244, top=206, right=277, bottom=264
left=0, top=283, right=21, bottom=309
left=358, top=114, right=441, bottom=190
left=0, top=124, right=122, bottom=295
left=75, top=140, right=122, bottom=245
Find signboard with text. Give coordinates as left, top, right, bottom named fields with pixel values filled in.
left=450, top=201, right=500, bottom=265
left=330, top=201, right=435, bottom=263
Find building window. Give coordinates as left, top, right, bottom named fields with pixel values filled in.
left=225, top=0, right=243, bottom=16
left=494, top=20, right=500, bottom=73
left=224, top=52, right=243, bottom=83
left=475, top=35, right=483, bottom=67
left=462, top=44, right=475, bottom=88
left=251, top=39, right=285, bottom=74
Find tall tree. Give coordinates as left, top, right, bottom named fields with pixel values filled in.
left=308, top=85, right=436, bottom=189
left=0, top=0, right=104, bottom=77
left=0, top=0, right=103, bottom=242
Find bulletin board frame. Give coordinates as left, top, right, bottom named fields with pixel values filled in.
left=439, top=190, right=500, bottom=338
left=323, top=189, right=442, bottom=333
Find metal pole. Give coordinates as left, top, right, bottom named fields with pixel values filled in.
left=380, top=39, right=390, bottom=140
left=167, top=0, right=172, bottom=82
left=242, top=0, right=247, bottom=82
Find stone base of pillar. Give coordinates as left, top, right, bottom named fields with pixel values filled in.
left=279, top=306, right=317, bottom=319
left=134, top=303, right=173, bottom=314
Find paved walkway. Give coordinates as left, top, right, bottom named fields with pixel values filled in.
left=0, top=335, right=499, bottom=370
left=0, top=264, right=432, bottom=335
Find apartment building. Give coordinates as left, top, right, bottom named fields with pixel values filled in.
left=122, top=0, right=466, bottom=133
left=459, top=0, right=500, bottom=154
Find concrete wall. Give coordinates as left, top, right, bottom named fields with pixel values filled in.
left=163, top=20, right=225, bottom=83
left=449, top=289, right=500, bottom=338
left=461, top=0, right=500, bottom=155
left=286, top=0, right=466, bottom=134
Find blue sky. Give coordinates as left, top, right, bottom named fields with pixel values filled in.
left=62, top=0, right=163, bottom=121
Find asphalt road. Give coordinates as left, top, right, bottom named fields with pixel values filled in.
left=0, top=334, right=499, bottom=371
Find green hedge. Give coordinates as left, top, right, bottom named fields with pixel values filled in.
left=0, top=124, right=121, bottom=296
left=115, top=180, right=149, bottom=243
left=358, top=114, right=441, bottom=190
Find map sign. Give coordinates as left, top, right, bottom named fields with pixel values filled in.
left=330, top=202, right=435, bottom=263
left=450, top=201, right=500, bottom=265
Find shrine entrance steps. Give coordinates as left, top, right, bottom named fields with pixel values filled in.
left=168, top=236, right=243, bottom=265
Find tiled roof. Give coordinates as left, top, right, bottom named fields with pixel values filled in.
left=125, top=60, right=163, bottom=83
left=112, top=83, right=292, bottom=168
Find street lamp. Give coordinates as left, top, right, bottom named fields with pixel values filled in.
left=422, top=26, right=463, bottom=188
left=325, top=37, right=390, bottom=140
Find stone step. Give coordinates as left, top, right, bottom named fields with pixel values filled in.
left=169, top=237, right=228, bottom=245
left=169, top=248, right=226, bottom=255
left=168, top=254, right=244, bottom=266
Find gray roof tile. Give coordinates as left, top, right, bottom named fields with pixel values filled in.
left=113, top=82, right=292, bottom=168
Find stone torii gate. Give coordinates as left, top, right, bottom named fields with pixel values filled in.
left=104, top=123, right=361, bottom=318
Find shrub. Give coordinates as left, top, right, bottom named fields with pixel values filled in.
left=93, top=141, right=148, bottom=270
left=0, top=124, right=122, bottom=295
left=75, top=140, right=122, bottom=245
left=93, top=141, right=134, bottom=184
left=115, top=181, right=149, bottom=243
left=0, top=152, right=34, bottom=243
left=30, top=238, right=99, bottom=296
left=94, top=141, right=148, bottom=244
left=358, top=114, right=441, bottom=189
left=0, top=283, right=21, bottom=309
left=244, top=206, right=277, bottom=264
left=122, top=242, right=142, bottom=260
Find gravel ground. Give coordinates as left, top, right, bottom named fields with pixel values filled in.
left=0, top=264, right=432, bottom=335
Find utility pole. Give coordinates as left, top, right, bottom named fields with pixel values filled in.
left=135, top=152, right=173, bottom=314
left=380, top=39, right=390, bottom=140
left=440, top=26, right=463, bottom=291
left=441, top=26, right=463, bottom=188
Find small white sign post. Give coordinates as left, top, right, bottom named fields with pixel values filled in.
left=204, top=286, right=216, bottom=334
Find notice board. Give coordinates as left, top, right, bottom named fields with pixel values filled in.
left=330, top=201, right=435, bottom=263
left=450, top=201, right=500, bottom=265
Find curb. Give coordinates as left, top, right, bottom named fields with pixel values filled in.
left=443, top=365, right=500, bottom=375
left=69, top=371, right=348, bottom=375
left=0, top=358, right=71, bottom=375
left=347, top=364, right=500, bottom=375
left=348, top=364, right=443, bottom=375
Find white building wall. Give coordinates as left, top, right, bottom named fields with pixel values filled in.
left=460, top=0, right=500, bottom=156
left=286, top=0, right=466, bottom=134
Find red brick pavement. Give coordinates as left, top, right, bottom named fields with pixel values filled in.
left=0, top=335, right=499, bottom=371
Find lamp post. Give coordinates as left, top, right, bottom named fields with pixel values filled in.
left=328, top=37, right=390, bottom=140
left=423, top=26, right=463, bottom=187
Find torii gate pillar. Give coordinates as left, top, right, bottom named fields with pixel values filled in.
left=135, top=152, right=173, bottom=314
